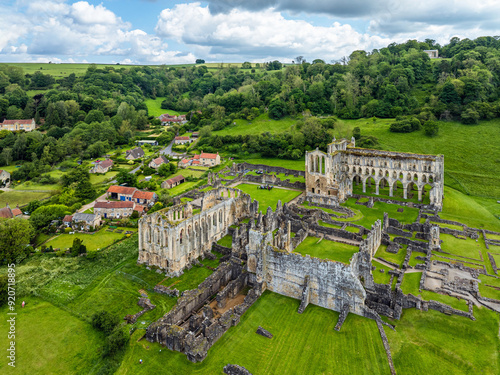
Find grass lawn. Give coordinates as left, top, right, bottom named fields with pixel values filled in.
left=12, top=181, right=60, bottom=191
left=116, top=291, right=390, bottom=375
left=342, top=198, right=419, bottom=229
left=318, top=220, right=342, bottom=229
left=439, top=233, right=485, bottom=261
left=144, top=97, right=183, bottom=117
left=235, top=183, right=302, bottom=212
left=43, top=226, right=137, bottom=251
left=168, top=181, right=201, bottom=196
left=89, top=171, right=119, bottom=185
left=431, top=221, right=464, bottom=231
left=386, top=306, right=499, bottom=375
left=375, top=244, right=408, bottom=267
left=478, top=274, right=500, bottom=300
left=294, top=236, right=360, bottom=264
left=159, top=265, right=214, bottom=293
left=0, top=190, right=53, bottom=207
left=372, top=260, right=392, bottom=284
left=0, top=298, right=102, bottom=375
left=213, top=113, right=299, bottom=136
left=217, top=234, right=232, bottom=248
left=301, top=201, right=348, bottom=216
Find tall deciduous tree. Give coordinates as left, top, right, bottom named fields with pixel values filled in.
left=0, top=218, right=34, bottom=264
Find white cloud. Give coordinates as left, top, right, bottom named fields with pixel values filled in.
left=156, top=3, right=391, bottom=61
left=0, top=0, right=195, bottom=64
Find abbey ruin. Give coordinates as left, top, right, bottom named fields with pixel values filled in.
left=136, top=140, right=500, bottom=366
left=305, top=138, right=444, bottom=210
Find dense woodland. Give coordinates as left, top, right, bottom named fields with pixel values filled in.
left=1, top=36, right=500, bottom=167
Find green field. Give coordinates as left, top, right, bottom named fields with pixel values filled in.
left=217, top=234, right=233, bottom=248
left=375, top=245, right=408, bottom=267
left=0, top=62, right=106, bottom=77
left=0, top=299, right=102, bottom=375
left=372, top=260, right=393, bottom=284
left=234, top=157, right=305, bottom=171
left=386, top=307, right=499, bottom=374
left=213, top=113, right=299, bottom=136
left=116, top=291, right=390, bottom=375
left=235, top=183, right=302, bottom=212
left=0, top=190, right=53, bottom=208
left=89, top=171, right=119, bottom=185
left=294, top=236, right=360, bottom=264
left=43, top=226, right=136, bottom=251
left=144, top=97, right=182, bottom=117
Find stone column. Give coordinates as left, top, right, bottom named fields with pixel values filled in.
left=403, top=186, right=408, bottom=199
left=418, top=187, right=423, bottom=202
left=362, top=179, right=366, bottom=193
left=375, top=181, right=380, bottom=195
left=389, top=184, right=393, bottom=197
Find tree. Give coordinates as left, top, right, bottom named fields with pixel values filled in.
left=195, top=59, right=205, bottom=64
left=104, top=327, right=129, bottom=356
left=70, top=238, right=87, bottom=256
left=352, top=126, right=361, bottom=140
left=423, top=120, right=439, bottom=136
left=29, top=204, right=69, bottom=230
left=158, top=163, right=171, bottom=177
left=295, top=56, right=305, bottom=64
left=116, top=169, right=137, bottom=186
left=91, top=310, right=120, bottom=334
left=268, top=99, right=287, bottom=119
left=241, top=62, right=252, bottom=69
left=439, top=82, right=461, bottom=105
left=0, top=218, right=34, bottom=265
left=461, top=107, right=480, bottom=124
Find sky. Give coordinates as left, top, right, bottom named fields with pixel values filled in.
left=0, top=0, right=499, bottom=65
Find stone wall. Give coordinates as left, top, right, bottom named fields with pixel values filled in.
left=232, top=162, right=305, bottom=177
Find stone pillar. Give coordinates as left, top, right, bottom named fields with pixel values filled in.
left=403, top=186, right=408, bottom=199
left=362, top=179, right=366, bottom=193
left=389, top=185, right=393, bottom=197
left=375, top=182, right=379, bottom=195
left=418, top=187, right=423, bottom=202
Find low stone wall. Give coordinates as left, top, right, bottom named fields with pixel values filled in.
left=233, top=162, right=305, bottom=177
left=241, top=173, right=306, bottom=190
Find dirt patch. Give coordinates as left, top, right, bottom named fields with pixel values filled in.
left=210, top=293, right=246, bottom=316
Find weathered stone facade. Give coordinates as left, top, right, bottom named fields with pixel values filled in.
left=138, top=188, right=258, bottom=276
left=305, top=138, right=444, bottom=210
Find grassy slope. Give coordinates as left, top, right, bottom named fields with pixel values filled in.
left=0, top=299, right=103, bottom=375
left=213, top=113, right=298, bottom=136
left=386, top=307, right=499, bottom=375
left=0, top=190, right=53, bottom=208
left=116, top=291, right=390, bottom=375
left=144, top=97, right=182, bottom=117
left=235, top=183, right=302, bottom=212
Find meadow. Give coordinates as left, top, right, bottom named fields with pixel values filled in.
left=213, top=113, right=299, bottom=136
left=144, top=97, right=183, bottom=117
left=0, top=190, right=53, bottom=208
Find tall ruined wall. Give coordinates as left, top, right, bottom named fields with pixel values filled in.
left=138, top=187, right=257, bottom=276
left=304, top=139, right=445, bottom=211
left=232, top=162, right=305, bottom=177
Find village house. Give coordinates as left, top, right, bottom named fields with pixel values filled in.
left=174, top=136, right=192, bottom=145
left=0, top=169, right=11, bottom=187
left=94, top=201, right=135, bottom=219
left=107, top=185, right=137, bottom=201
left=0, top=119, right=36, bottom=132
left=132, top=190, right=157, bottom=206
left=72, top=212, right=101, bottom=231
left=126, top=147, right=145, bottom=160
left=161, top=175, right=185, bottom=189
left=62, top=215, right=73, bottom=227
left=90, top=159, right=113, bottom=174
left=191, top=132, right=199, bottom=138
left=200, top=152, right=221, bottom=167
left=424, top=50, right=439, bottom=58
left=149, top=155, right=169, bottom=169
left=158, top=113, right=187, bottom=125
left=0, top=203, right=22, bottom=219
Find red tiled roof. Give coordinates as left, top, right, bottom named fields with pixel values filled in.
left=94, top=201, right=134, bottom=209
left=200, top=153, right=218, bottom=159
left=180, top=158, right=190, bottom=164
left=166, top=175, right=185, bottom=185
left=98, top=159, right=113, bottom=168
left=175, top=136, right=190, bottom=140
left=193, top=154, right=200, bottom=159
left=11, top=208, right=22, bottom=216
left=132, top=190, right=156, bottom=200
left=2, top=119, right=34, bottom=125
left=192, top=160, right=200, bottom=165
left=134, top=205, right=145, bottom=212
left=63, top=215, right=73, bottom=222
left=107, top=185, right=137, bottom=195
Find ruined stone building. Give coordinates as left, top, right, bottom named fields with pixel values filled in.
left=305, top=138, right=444, bottom=210
left=138, top=188, right=258, bottom=276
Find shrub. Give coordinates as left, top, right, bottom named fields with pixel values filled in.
left=64, top=227, right=72, bottom=233
left=91, top=310, right=120, bottom=334
left=423, top=120, right=439, bottom=136
left=104, top=327, right=130, bottom=356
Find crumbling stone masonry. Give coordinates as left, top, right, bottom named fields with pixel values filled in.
left=138, top=187, right=258, bottom=276
left=305, top=137, right=444, bottom=210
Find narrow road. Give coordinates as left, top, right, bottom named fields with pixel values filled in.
left=78, top=192, right=108, bottom=213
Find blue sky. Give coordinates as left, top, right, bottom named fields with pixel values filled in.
left=0, top=0, right=498, bottom=64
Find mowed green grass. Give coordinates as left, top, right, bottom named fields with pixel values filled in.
left=43, top=226, right=136, bottom=251
left=214, top=113, right=299, bottom=136
left=294, top=236, right=360, bottom=264
left=0, top=299, right=102, bottom=375
left=386, top=307, right=499, bottom=375
left=342, top=118, right=500, bottom=198
left=89, top=171, right=118, bottom=185
left=439, top=233, right=485, bottom=260
left=0, top=190, right=53, bottom=207
left=116, top=291, right=391, bottom=375
left=144, top=97, right=182, bottom=117
left=235, top=183, right=302, bottom=212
